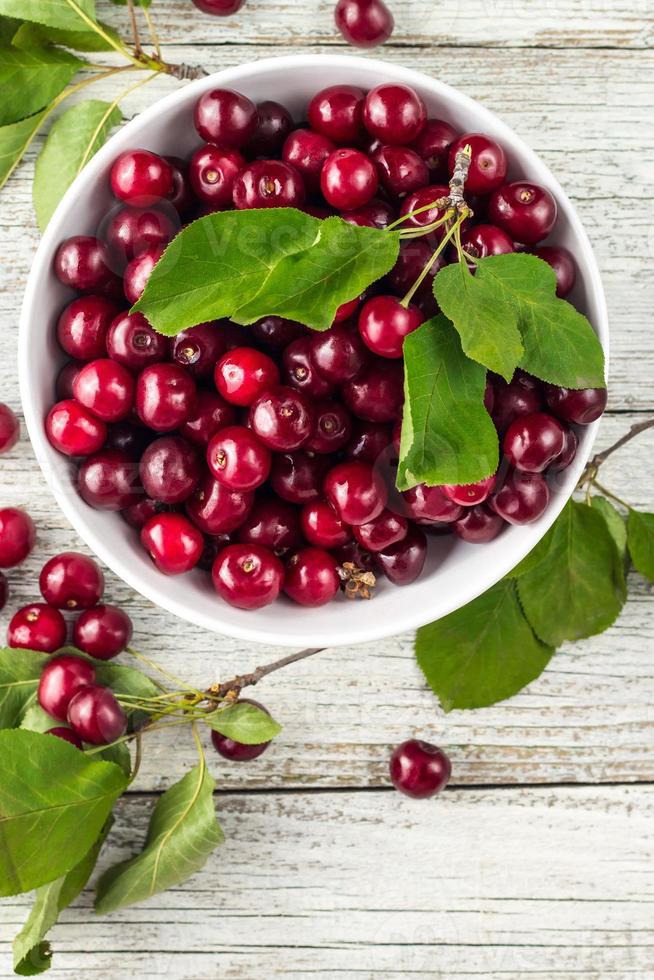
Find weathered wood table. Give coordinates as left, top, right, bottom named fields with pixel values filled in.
left=1, top=2, right=654, bottom=976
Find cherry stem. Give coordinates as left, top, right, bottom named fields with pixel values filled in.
left=591, top=480, right=631, bottom=510
left=127, top=0, right=142, bottom=56
left=206, top=647, right=327, bottom=700
left=578, top=417, right=654, bottom=487
left=401, top=213, right=466, bottom=308
left=386, top=200, right=451, bottom=233
left=449, top=144, right=473, bottom=210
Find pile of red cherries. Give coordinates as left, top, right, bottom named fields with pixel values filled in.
left=45, top=80, right=607, bottom=612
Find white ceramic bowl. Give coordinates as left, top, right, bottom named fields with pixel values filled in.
left=19, top=54, right=608, bottom=648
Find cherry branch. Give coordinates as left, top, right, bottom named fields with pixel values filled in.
left=207, top=647, right=327, bottom=700
left=579, top=417, right=654, bottom=486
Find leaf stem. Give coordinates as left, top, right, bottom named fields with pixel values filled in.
left=401, top=214, right=465, bottom=308
left=591, top=480, right=630, bottom=510
left=142, top=3, right=162, bottom=60
left=126, top=646, right=203, bottom=696
left=386, top=199, right=451, bottom=233
left=127, top=0, right=142, bottom=56
left=129, top=732, right=143, bottom=785
left=63, top=0, right=143, bottom=67
left=76, top=71, right=159, bottom=174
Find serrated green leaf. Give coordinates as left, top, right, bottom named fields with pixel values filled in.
left=33, top=99, right=122, bottom=230
left=19, top=702, right=55, bottom=733
left=0, top=730, right=127, bottom=896
left=0, top=648, right=48, bottom=728
left=13, top=819, right=112, bottom=975
left=204, top=701, right=282, bottom=744
left=416, top=579, right=554, bottom=711
left=517, top=500, right=627, bottom=646
left=95, top=761, right=223, bottom=914
left=0, top=109, right=47, bottom=189
left=0, top=43, right=81, bottom=126
left=93, top=659, right=161, bottom=700
left=627, top=509, right=654, bottom=581
left=591, top=496, right=627, bottom=561
left=12, top=19, right=121, bottom=52
left=397, top=315, right=498, bottom=490
left=0, top=0, right=96, bottom=32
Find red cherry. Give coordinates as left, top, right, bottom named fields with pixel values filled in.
left=363, top=84, right=427, bottom=145
left=180, top=390, right=236, bottom=447
left=251, top=315, right=305, bottom=350
left=46, top=727, right=84, bottom=748
left=346, top=420, right=392, bottom=463
left=121, top=496, right=168, bottom=530
left=411, top=119, right=459, bottom=177
left=448, top=134, right=507, bottom=195
left=335, top=0, right=394, bottom=48
left=189, top=144, right=244, bottom=206
left=321, top=148, right=378, bottom=210
left=461, top=223, right=514, bottom=259
left=139, top=436, right=201, bottom=504
left=503, top=411, right=566, bottom=472
left=308, top=85, right=365, bottom=145
left=54, top=237, right=118, bottom=294
left=491, top=375, right=543, bottom=434
left=194, top=88, right=257, bottom=147
left=0, top=507, right=35, bottom=568
left=45, top=399, right=107, bottom=457
left=270, top=451, right=328, bottom=505
left=38, top=653, right=96, bottom=721
left=548, top=427, right=578, bottom=474
left=324, top=460, right=387, bottom=526
left=67, top=685, right=127, bottom=745
left=212, top=543, right=284, bottom=609
left=186, top=474, right=253, bottom=534
left=309, top=323, right=368, bottom=384
left=284, top=547, right=340, bottom=606
left=453, top=504, right=505, bottom=543
left=283, top=337, right=335, bottom=398
left=340, top=198, right=395, bottom=228
left=342, top=359, right=404, bottom=422
left=334, top=296, right=362, bottom=322
left=136, top=363, right=197, bottom=432
left=353, top=507, right=408, bottom=552
left=78, top=449, right=141, bottom=510
left=376, top=524, right=427, bottom=585
left=215, top=347, right=280, bottom=407
left=165, top=155, right=194, bottom=215
left=73, top=358, right=135, bottom=422
left=105, top=420, right=156, bottom=461
left=248, top=100, right=293, bottom=156
left=207, top=425, right=271, bottom=491
left=543, top=384, right=607, bottom=425
left=191, top=0, right=245, bottom=14
left=232, top=160, right=306, bottom=209
left=402, top=484, right=463, bottom=524
left=110, top=149, right=173, bottom=205
left=106, top=205, right=177, bottom=266
left=305, top=401, right=352, bottom=454
left=283, top=129, right=335, bottom=192
left=399, top=183, right=451, bottom=231
left=39, top=552, right=104, bottom=609
left=210, top=698, right=272, bottom=760
left=358, top=296, right=424, bottom=359
left=490, top=469, right=550, bottom=524
left=171, top=321, right=228, bottom=379
left=106, top=312, right=169, bottom=371
left=372, top=145, right=429, bottom=200
left=8, top=603, right=67, bottom=653
left=390, top=739, right=451, bottom=798
left=57, top=295, right=120, bottom=361
left=534, top=246, right=576, bottom=297
left=123, top=245, right=164, bottom=305
left=388, top=238, right=445, bottom=295
left=249, top=385, right=314, bottom=451
left=73, top=604, right=133, bottom=660
left=489, top=181, right=558, bottom=244
left=237, top=497, right=303, bottom=556
left=301, top=499, right=351, bottom=549
left=443, top=475, right=497, bottom=507
left=141, top=512, right=204, bottom=574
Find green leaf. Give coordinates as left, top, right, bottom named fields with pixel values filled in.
left=591, top=496, right=627, bottom=561
left=95, top=761, right=223, bottom=914
left=0, top=730, right=127, bottom=896
left=415, top=579, right=554, bottom=711
left=0, top=43, right=81, bottom=127
left=0, top=14, right=21, bottom=43
left=627, top=509, right=654, bottom=581
left=13, top=819, right=112, bottom=975
left=96, top=741, right=132, bottom=778
left=204, top=701, right=282, bottom=744
left=93, top=659, right=161, bottom=701
left=0, top=0, right=96, bottom=32
left=0, top=110, right=47, bottom=189
left=133, top=210, right=400, bottom=336
left=33, top=99, right=122, bottom=230
left=19, top=702, right=55, bottom=733
left=12, top=19, right=121, bottom=53
left=516, top=500, right=627, bottom=646
left=0, top=648, right=48, bottom=728
left=397, top=315, right=498, bottom=490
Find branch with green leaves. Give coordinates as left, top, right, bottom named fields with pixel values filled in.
left=0, top=0, right=206, bottom=229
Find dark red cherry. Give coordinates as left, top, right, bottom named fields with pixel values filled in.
left=411, top=119, right=459, bottom=177
left=45, top=400, right=107, bottom=457
left=215, top=347, right=280, bottom=406
left=0, top=507, right=36, bottom=568
left=305, top=401, right=352, bottom=454
left=72, top=604, right=132, bottom=660
left=283, top=337, right=334, bottom=398
left=164, top=155, right=194, bottom=215
left=78, top=449, right=141, bottom=510
left=54, top=236, right=118, bottom=294
left=324, top=460, right=387, bottom=526
left=191, top=0, right=245, bottom=14
left=503, top=411, right=566, bottom=472
left=73, top=358, right=135, bottom=423
left=140, top=436, right=201, bottom=504
left=376, top=524, right=427, bottom=585
left=123, top=245, right=164, bottom=305
left=345, top=420, right=392, bottom=463
left=309, top=323, right=368, bottom=384
left=207, top=425, right=271, bottom=491
left=453, top=504, right=504, bottom=543
left=196, top=534, right=233, bottom=572
left=489, top=181, right=557, bottom=245
left=0, top=404, right=19, bottom=454
left=283, top=129, right=335, bottom=192
left=141, top=512, right=204, bottom=574
left=171, top=321, right=228, bottom=379
left=548, top=427, right=578, bottom=474
left=232, top=160, right=306, bottom=209
left=358, top=296, right=424, bottom=359
left=402, top=484, right=463, bottom=524
left=67, top=685, right=127, bottom=745
left=237, top=497, right=303, bottom=555
left=334, top=296, right=361, bottom=323
left=46, top=727, right=83, bottom=748
left=180, top=389, right=236, bottom=446
left=186, top=473, right=253, bottom=534
left=38, top=653, right=96, bottom=721
left=372, top=145, right=429, bottom=200
left=363, top=84, right=426, bottom=145
left=105, top=422, right=153, bottom=459
left=491, top=376, right=543, bottom=434
left=448, top=134, right=507, bottom=195
left=189, top=144, right=244, bottom=206
left=121, top=496, right=168, bottom=530
left=249, top=385, right=314, bottom=451
left=301, top=498, right=351, bottom=549
left=284, top=547, right=340, bottom=606
left=340, top=198, right=395, bottom=228
left=8, top=603, right=67, bottom=653
left=136, top=363, right=197, bottom=431
left=543, top=384, right=607, bottom=425
left=461, top=223, right=514, bottom=259
left=212, top=543, right=284, bottom=609
left=56, top=361, right=83, bottom=400
left=210, top=698, right=272, bottom=760
left=334, top=539, right=375, bottom=573
left=320, top=148, right=378, bottom=210
left=390, top=739, right=451, bottom=798
left=106, top=205, right=177, bottom=267
left=342, top=359, right=404, bottom=422
left=399, top=183, right=450, bottom=231
left=248, top=100, right=293, bottom=156
left=57, top=295, right=119, bottom=361
left=39, top=552, right=104, bottom=609
left=270, top=451, right=328, bottom=505
left=490, top=469, right=550, bottom=524
left=443, top=475, right=497, bottom=507
left=251, top=315, right=305, bottom=350
left=388, top=238, right=445, bottom=295
left=194, top=88, right=257, bottom=147
left=353, top=507, right=407, bottom=551
left=335, top=0, right=394, bottom=47
left=110, top=149, right=173, bottom=205
left=534, top=246, right=576, bottom=297
left=308, top=85, right=365, bottom=145
left=106, top=311, right=169, bottom=371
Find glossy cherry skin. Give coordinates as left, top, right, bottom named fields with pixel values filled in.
left=301, top=498, right=351, bottom=549
left=46, top=400, right=107, bottom=457
left=548, top=427, right=578, bottom=474
left=191, top=0, right=245, bottom=13
left=411, top=118, right=459, bottom=177
left=38, top=654, right=96, bottom=721
left=489, top=181, right=557, bottom=245
left=453, top=504, right=504, bottom=543
left=0, top=507, right=36, bottom=567
left=353, top=507, right=407, bottom=552
left=194, top=88, right=257, bottom=147
left=390, top=739, right=451, bottom=798
left=136, top=363, right=197, bottom=431
left=490, top=469, right=550, bottom=524
left=189, top=144, right=244, bottom=206
left=67, top=685, right=127, bottom=745
left=324, top=460, right=387, bottom=526
left=503, top=411, right=566, bottom=472
left=54, top=237, right=118, bottom=294
left=252, top=316, right=305, bottom=351
left=340, top=198, right=395, bottom=229
left=402, top=484, right=463, bottom=524
left=309, top=324, right=368, bottom=384
left=363, top=84, right=426, bottom=145
left=46, top=727, right=84, bottom=748
left=237, top=497, right=303, bottom=555
left=123, top=245, right=164, bottom=305
left=78, top=449, right=141, bottom=510
left=8, top=603, right=67, bottom=653
left=39, top=552, right=104, bottom=609
left=232, top=160, right=306, bottom=209
left=106, top=312, right=169, bottom=371
left=180, top=390, right=236, bottom=447
left=335, top=0, right=394, bottom=47
left=346, top=420, right=392, bottom=463
left=57, top=295, right=119, bottom=361
left=270, top=452, right=328, bottom=505
left=399, top=183, right=450, bottom=230
left=171, top=321, right=228, bottom=379
left=491, top=375, right=543, bottom=434
left=141, top=512, right=204, bottom=574
left=56, top=362, right=82, bottom=400
left=73, top=358, right=135, bottom=423
left=342, top=359, right=404, bottom=422
left=284, top=547, right=340, bottom=606
left=140, top=436, right=201, bottom=504
left=73, top=604, right=133, bottom=660
left=544, top=384, right=607, bottom=425
left=376, top=524, right=427, bottom=585
left=448, top=134, right=507, bottom=195
left=212, top=543, right=284, bottom=609
left=443, top=475, right=497, bottom=507
left=320, top=148, right=378, bottom=210
left=207, top=425, right=271, bottom=491
left=308, top=85, right=365, bottom=144
left=121, top=496, right=168, bottom=530
left=110, top=149, right=173, bottom=205
left=106, top=205, right=176, bottom=267
left=215, top=347, right=280, bottom=407
left=461, top=223, right=514, bottom=259
left=358, top=296, right=424, bottom=359
left=372, top=145, right=429, bottom=200
left=249, top=385, right=314, bottom=451
left=186, top=473, right=253, bottom=534
left=334, top=296, right=362, bottom=322
left=165, top=155, right=195, bottom=215
left=249, top=100, right=293, bottom=156
left=305, top=401, right=352, bottom=454
left=282, top=337, right=334, bottom=399
left=283, top=129, right=335, bottom=192
left=534, top=246, right=576, bottom=298
left=210, top=698, right=272, bottom=760
left=388, top=238, right=444, bottom=295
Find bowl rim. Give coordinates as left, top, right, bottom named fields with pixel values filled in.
left=19, top=53, right=609, bottom=648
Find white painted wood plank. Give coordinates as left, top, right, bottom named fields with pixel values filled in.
left=1, top=787, right=653, bottom=977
